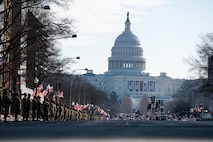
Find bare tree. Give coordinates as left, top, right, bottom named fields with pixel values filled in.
left=185, top=32, right=213, bottom=103
left=165, top=79, right=207, bottom=117
left=139, top=94, right=149, bottom=115
left=0, top=0, right=76, bottom=91
left=186, top=33, right=213, bottom=79
left=120, top=94, right=132, bottom=113
left=166, top=97, right=191, bottom=117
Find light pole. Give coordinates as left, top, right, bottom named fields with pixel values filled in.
left=34, top=77, right=39, bottom=96
left=43, top=5, right=50, bottom=10
left=83, top=87, right=86, bottom=105
left=69, top=68, right=88, bottom=107
left=70, top=56, right=80, bottom=60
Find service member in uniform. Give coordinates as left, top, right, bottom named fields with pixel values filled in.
left=32, top=96, right=37, bottom=121
left=2, top=89, right=11, bottom=122
left=13, top=92, right=21, bottom=121
left=22, top=93, right=27, bottom=121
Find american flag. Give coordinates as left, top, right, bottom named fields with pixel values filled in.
left=196, top=107, right=201, bottom=112
left=32, top=88, right=41, bottom=97
left=74, top=103, right=83, bottom=111
left=48, top=86, right=54, bottom=93
left=42, top=89, right=48, bottom=97
left=32, top=88, right=36, bottom=96
left=37, top=84, right=44, bottom=92
left=58, top=91, right=64, bottom=98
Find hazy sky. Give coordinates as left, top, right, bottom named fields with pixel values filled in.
left=51, top=0, right=213, bottom=79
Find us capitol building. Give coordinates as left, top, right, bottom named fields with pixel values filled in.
left=83, top=12, right=184, bottom=110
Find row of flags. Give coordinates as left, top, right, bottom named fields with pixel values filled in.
left=0, top=55, right=64, bottom=99
left=12, top=76, right=64, bottom=99
left=190, top=107, right=203, bottom=113
left=73, top=103, right=109, bottom=117
left=128, top=81, right=155, bottom=91
left=32, top=83, right=64, bottom=98
left=21, top=81, right=108, bottom=116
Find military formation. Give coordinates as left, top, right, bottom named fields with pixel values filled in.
left=0, top=89, right=108, bottom=122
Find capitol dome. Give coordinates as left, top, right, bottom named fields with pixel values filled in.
left=106, top=12, right=146, bottom=76
left=114, top=31, right=141, bottom=47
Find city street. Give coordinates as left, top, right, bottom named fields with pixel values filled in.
left=0, top=120, right=213, bottom=142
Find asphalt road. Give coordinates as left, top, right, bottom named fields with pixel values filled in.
left=0, top=120, right=213, bottom=142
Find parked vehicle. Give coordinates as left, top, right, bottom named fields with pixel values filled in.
left=202, top=112, right=212, bottom=120
left=160, top=114, right=168, bottom=120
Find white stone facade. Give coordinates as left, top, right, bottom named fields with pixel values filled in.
left=106, top=12, right=146, bottom=76
left=84, top=72, right=184, bottom=109
left=83, top=12, right=185, bottom=110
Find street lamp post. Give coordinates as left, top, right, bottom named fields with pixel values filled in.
left=70, top=56, right=80, bottom=60
left=34, top=77, right=39, bottom=96
left=43, top=5, right=50, bottom=10
left=83, top=87, right=86, bottom=105
left=69, top=68, right=88, bottom=107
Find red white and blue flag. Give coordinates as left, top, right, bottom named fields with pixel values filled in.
left=58, top=91, right=64, bottom=98
left=32, top=88, right=36, bottom=97
left=41, top=89, right=48, bottom=97
left=48, top=86, right=54, bottom=93
left=37, top=84, right=44, bottom=92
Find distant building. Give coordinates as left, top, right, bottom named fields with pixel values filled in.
left=83, top=12, right=185, bottom=111
left=0, top=0, right=22, bottom=93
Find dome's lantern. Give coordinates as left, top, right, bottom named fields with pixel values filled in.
left=125, top=11, right=131, bottom=31
left=106, top=12, right=146, bottom=76
left=114, top=12, right=141, bottom=47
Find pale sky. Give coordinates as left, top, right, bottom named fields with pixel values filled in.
left=50, top=0, right=213, bottom=79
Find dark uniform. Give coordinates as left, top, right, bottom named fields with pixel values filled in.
left=32, top=96, right=37, bottom=120
left=43, top=97, right=49, bottom=121
left=13, top=93, right=21, bottom=121
left=59, top=103, right=64, bottom=121
left=2, top=89, right=11, bottom=122
left=55, top=103, right=59, bottom=120
left=22, top=93, right=28, bottom=121
left=26, top=94, right=31, bottom=120
left=51, top=102, right=56, bottom=121
left=50, top=98, right=56, bottom=121
left=36, top=96, right=41, bottom=120
left=0, top=94, right=2, bottom=120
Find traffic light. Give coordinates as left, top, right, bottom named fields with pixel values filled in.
left=147, top=104, right=151, bottom=110
left=150, top=96, right=155, bottom=103
left=156, top=100, right=160, bottom=108
left=199, top=103, right=203, bottom=110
